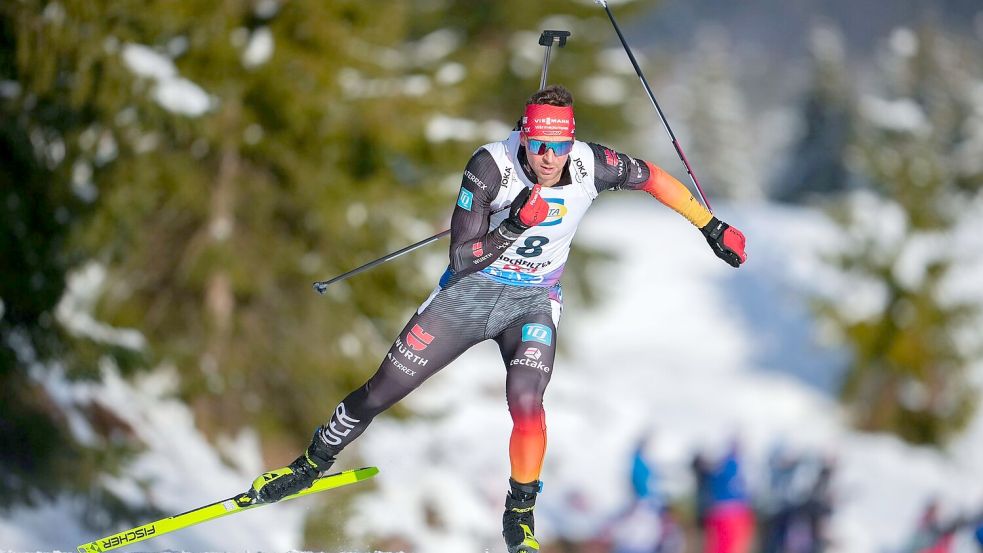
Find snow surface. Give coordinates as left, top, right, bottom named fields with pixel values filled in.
left=859, top=95, right=930, bottom=135
left=0, top=362, right=312, bottom=552
left=3, top=200, right=983, bottom=552
left=55, top=263, right=146, bottom=351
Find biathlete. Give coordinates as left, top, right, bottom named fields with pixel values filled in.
left=246, top=84, right=747, bottom=553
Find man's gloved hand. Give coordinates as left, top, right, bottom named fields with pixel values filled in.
left=502, top=184, right=549, bottom=234
left=700, top=216, right=747, bottom=268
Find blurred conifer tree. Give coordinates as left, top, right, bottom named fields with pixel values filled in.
left=816, top=25, right=981, bottom=444
left=680, top=28, right=762, bottom=200
left=773, top=24, right=855, bottom=203
left=1, top=0, right=154, bottom=517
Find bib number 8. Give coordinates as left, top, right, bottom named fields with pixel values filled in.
left=516, top=236, right=549, bottom=257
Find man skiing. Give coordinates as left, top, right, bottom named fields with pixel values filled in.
left=246, top=84, right=747, bottom=553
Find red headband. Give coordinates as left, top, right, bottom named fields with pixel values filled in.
left=521, top=104, right=575, bottom=138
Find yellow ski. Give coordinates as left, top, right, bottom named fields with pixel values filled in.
left=76, top=466, right=379, bottom=553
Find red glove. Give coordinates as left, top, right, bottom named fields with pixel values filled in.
left=504, top=184, right=549, bottom=233
left=700, top=217, right=747, bottom=267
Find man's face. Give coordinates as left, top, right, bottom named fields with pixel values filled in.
left=521, top=134, right=574, bottom=187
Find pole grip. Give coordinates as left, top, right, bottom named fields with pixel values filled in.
left=537, top=30, right=571, bottom=91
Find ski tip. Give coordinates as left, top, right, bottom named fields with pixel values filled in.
left=352, top=466, right=380, bottom=480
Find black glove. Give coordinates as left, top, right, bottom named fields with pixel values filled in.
left=700, top=216, right=747, bottom=268
left=501, top=184, right=548, bottom=234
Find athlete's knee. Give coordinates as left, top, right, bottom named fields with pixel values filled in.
left=507, top=391, right=545, bottom=426
left=510, top=410, right=545, bottom=433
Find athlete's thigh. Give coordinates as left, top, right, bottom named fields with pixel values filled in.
left=495, top=313, right=557, bottom=398
left=375, top=303, right=482, bottom=393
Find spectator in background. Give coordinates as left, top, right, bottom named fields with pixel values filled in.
left=598, top=435, right=684, bottom=553
left=800, top=457, right=836, bottom=553
left=657, top=505, right=686, bottom=553
left=902, top=498, right=958, bottom=553
left=604, top=498, right=665, bottom=553
left=703, top=440, right=755, bottom=553
left=631, top=437, right=685, bottom=553
left=631, top=437, right=661, bottom=505
left=974, top=518, right=983, bottom=551
left=760, top=443, right=801, bottom=553
left=760, top=445, right=837, bottom=553
left=691, top=451, right=713, bottom=531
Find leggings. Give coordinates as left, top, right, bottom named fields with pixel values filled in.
left=316, top=271, right=562, bottom=483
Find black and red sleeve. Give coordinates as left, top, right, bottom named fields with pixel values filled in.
left=588, top=142, right=649, bottom=192
left=448, top=149, right=524, bottom=274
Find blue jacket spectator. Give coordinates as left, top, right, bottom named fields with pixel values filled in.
left=631, top=439, right=661, bottom=503
left=708, top=448, right=750, bottom=504
left=703, top=444, right=755, bottom=553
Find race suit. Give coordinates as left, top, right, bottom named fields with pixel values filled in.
left=315, top=131, right=712, bottom=483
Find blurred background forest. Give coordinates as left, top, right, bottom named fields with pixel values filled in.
left=2, top=0, right=983, bottom=551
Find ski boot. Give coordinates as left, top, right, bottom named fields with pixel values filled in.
left=247, top=432, right=336, bottom=504
left=502, top=478, right=541, bottom=553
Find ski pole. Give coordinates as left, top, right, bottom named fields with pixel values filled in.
left=592, top=0, right=714, bottom=213
left=313, top=30, right=571, bottom=294
left=313, top=204, right=515, bottom=295
left=313, top=230, right=450, bottom=295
